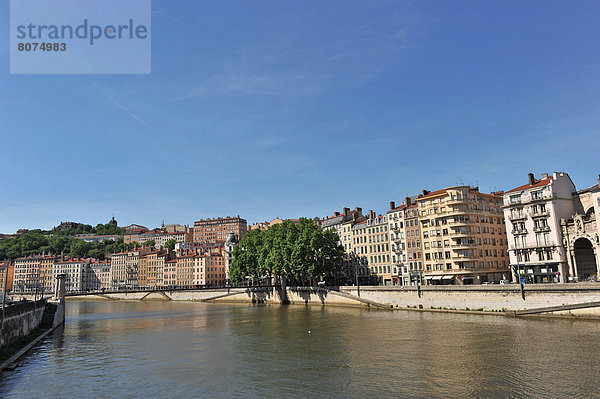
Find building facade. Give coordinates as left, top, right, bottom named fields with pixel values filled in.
left=53, top=258, right=88, bottom=292
left=86, top=261, right=111, bottom=291
left=13, top=255, right=41, bottom=293
left=193, top=216, right=247, bottom=243
left=0, top=262, right=14, bottom=292
left=387, top=201, right=406, bottom=285
left=418, top=186, right=510, bottom=285
left=504, top=172, right=576, bottom=283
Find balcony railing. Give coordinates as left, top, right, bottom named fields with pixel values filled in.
left=530, top=210, right=550, bottom=218
left=509, top=241, right=557, bottom=250
left=532, top=225, right=551, bottom=233
left=508, top=213, right=527, bottom=221
left=511, top=229, right=528, bottom=235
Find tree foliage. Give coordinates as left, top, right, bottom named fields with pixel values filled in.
left=164, top=239, right=177, bottom=251
left=229, top=218, right=344, bottom=284
left=142, top=240, right=156, bottom=248
left=0, top=227, right=127, bottom=260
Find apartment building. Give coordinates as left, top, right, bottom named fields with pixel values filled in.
left=53, top=258, right=88, bottom=292
left=364, top=213, right=392, bottom=285
left=350, top=220, right=371, bottom=284
left=40, top=255, right=57, bottom=293
left=193, top=216, right=247, bottom=243
left=322, top=207, right=364, bottom=283
left=196, top=251, right=226, bottom=286
left=110, top=248, right=151, bottom=289
left=0, top=262, right=14, bottom=292
left=404, top=199, right=424, bottom=285
left=504, top=172, right=576, bottom=283
left=164, top=259, right=177, bottom=288
left=139, top=249, right=171, bottom=289
left=386, top=201, right=406, bottom=286
left=418, top=186, right=510, bottom=285
left=13, top=255, right=41, bottom=293
left=176, top=253, right=195, bottom=287
left=86, top=261, right=111, bottom=291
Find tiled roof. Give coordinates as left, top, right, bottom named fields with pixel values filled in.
left=417, top=188, right=448, bottom=200
left=386, top=204, right=407, bottom=214
left=506, top=178, right=552, bottom=193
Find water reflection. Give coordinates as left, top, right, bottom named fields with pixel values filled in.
left=1, top=301, right=599, bottom=398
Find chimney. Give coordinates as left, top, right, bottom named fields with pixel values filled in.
left=405, top=197, right=412, bottom=207
left=422, top=190, right=430, bottom=196
left=597, top=174, right=600, bottom=186
left=541, top=173, right=549, bottom=179
left=528, top=173, right=535, bottom=185
left=389, top=201, right=395, bottom=210
left=343, top=207, right=349, bottom=216
left=369, top=210, right=375, bottom=219
left=334, top=212, right=340, bottom=217
left=356, top=207, right=363, bottom=216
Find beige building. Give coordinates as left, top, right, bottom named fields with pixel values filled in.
left=322, top=207, right=365, bottom=283
left=364, top=213, right=392, bottom=285
left=387, top=201, right=407, bottom=285
left=417, top=186, right=510, bottom=285
left=13, top=255, right=41, bottom=293
left=110, top=248, right=151, bottom=289
left=504, top=172, right=576, bottom=283
left=86, top=261, right=111, bottom=291
left=53, top=258, right=88, bottom=293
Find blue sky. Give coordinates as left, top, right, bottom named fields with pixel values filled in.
left=1, top=0, right=600, bottom=233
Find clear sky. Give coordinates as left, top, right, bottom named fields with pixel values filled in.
left=1, top=0, right=600, bottom=233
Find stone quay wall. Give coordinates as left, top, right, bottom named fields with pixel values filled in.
left=0, top=300, right=46, bottom=349
left=73, top=284, right=600, bottom=317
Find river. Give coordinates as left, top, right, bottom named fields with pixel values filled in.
left=1, top=300, right=599, bottom=398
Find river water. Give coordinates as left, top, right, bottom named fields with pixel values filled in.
left=1, top=300, right=599, bottom=398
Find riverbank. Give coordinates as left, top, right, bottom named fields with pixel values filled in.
left=63, top=283, right=600, bottom=319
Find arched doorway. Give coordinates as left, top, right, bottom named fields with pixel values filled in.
left=574, top=238, right=598, bottom=280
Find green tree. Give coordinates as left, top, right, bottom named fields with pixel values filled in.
left=142, top=240, right=156, bottom=248
left=70, top=239, right=93, bottom=258
left=229, top=218, right=344, bottom=285
left=164, top=239, right=177, bottom=251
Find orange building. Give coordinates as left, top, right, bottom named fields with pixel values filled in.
left=40, top=255, right=57, bottom=293
left=0, top=262, right=14, bottom=292
left=139, top=249, right=171, bottom=289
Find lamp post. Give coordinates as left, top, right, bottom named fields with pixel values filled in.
left=354, top=258, right=360, bottom=297
left=513, top=250, right=525, bottom=300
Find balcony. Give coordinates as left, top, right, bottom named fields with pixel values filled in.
left=451, top=230, right=476, bottom=238
left=448, top=219, right=474, bottom=227
left=508, top=213, right=527, bottom=221
left=509, top=241, right=557, bottom=250
left=530, top=210, right=550, bottom=218
left=445, top=198, right=468, bottom=205
left=451, top=242, right=476, bottom=250
left=532, top=225, right=551, bottom=233
left=523, top=193, right=557, bottom=204
left=511, top=229, right=528, bottom=235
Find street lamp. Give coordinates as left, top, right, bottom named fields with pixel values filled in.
left=512, top=250, right=525, bottom=300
